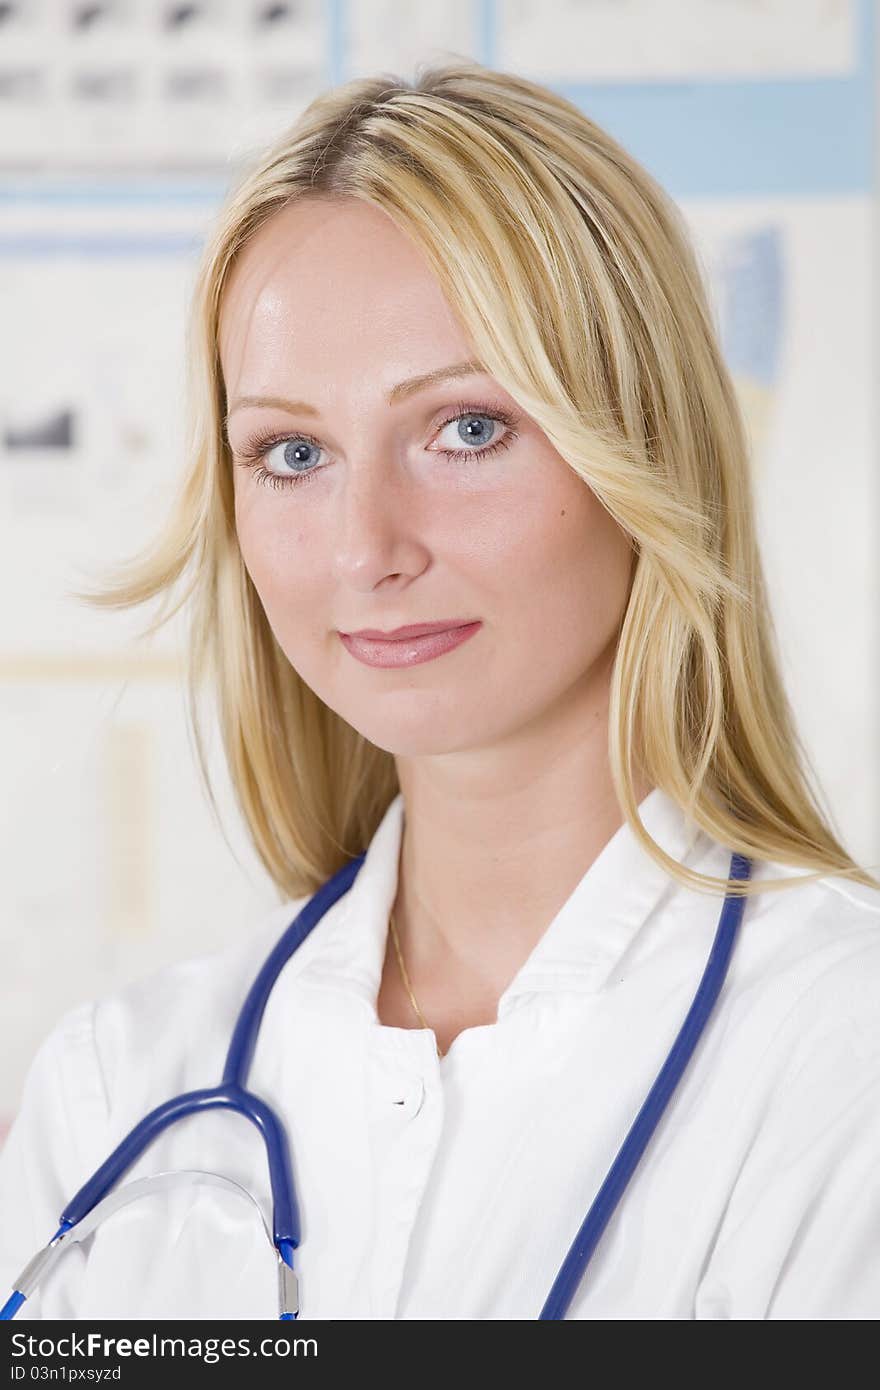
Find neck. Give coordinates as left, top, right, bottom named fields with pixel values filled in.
left=389, top=672, right=653, bottom=1006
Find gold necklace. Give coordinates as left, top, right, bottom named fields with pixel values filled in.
left=388, top=908, right=443, bottom=1058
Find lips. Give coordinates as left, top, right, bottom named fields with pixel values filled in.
left=338, top=621, right=482, bottom=669
left=341, top=620, right=477, bottom=641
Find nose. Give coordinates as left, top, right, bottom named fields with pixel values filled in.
left=332, top=455, right=429, bottom=591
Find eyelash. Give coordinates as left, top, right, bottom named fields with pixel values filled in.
left=231, top=400, right=520, bottom=492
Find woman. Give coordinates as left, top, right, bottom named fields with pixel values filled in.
left=2, top=61, right=879, bottom=1321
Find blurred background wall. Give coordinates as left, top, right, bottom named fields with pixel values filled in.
left=1, top=0, right=877, bottom=1139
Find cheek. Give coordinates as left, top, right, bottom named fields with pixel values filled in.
left=506, top=487, right=634, bottom=658
left=234, top=497, right=319, bottom=633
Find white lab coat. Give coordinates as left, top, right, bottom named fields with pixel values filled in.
left=2, top=788, right=880, bottom=1320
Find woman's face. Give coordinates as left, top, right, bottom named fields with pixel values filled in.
left=220, top=195, right=635, bottom=758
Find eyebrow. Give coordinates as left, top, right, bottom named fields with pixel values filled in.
left=224, top=358, right=485, bottom=429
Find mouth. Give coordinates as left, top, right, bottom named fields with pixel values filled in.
left=337, top=621, right=482, bottom=669
left=339, top=620, right=479, bottom=641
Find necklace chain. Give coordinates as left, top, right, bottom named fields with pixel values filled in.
left=388, top=909, right=443, bottom=1058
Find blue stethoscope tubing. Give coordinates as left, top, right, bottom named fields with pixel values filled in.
left=1, top=846, right=752, bottom=1321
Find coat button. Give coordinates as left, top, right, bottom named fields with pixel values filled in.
left=390, top=1077, right=425, bottom=1116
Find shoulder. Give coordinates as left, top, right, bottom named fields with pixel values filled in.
left=14, top=893, right=316, bottom=1137
left=690, top=833, right=880, bottom=978
left=739, top=856, right=880, bottom=999
left=90, top=893, right=315, bottom=1092
left=680, top=837, right=880, bottom=1070
left=0, top=894, right=316, bottom=1293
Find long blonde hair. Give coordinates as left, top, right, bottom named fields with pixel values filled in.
left=74, top=60, right=879, bottom=903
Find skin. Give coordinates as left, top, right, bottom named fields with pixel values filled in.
left=220, top=194, right=652, bottom=1059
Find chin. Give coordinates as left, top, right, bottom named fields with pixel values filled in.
left=360, top=730, right=465, bottom=758
left=346, top=711, right=485, bottom=760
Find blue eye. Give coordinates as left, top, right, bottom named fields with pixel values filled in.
left=435, top=411, right=504, bottom=458
left=233, top=400, right=520, bottom=492
left=264, top=438, right=321, bottom=479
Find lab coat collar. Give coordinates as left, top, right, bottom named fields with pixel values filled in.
left=298, top=786, right=707, bottom=1017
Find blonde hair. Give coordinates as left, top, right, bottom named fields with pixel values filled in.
left=75, top=60, right=878, bottom=902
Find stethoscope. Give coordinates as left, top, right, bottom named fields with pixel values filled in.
left=1, top=847, right=752, bottom=1321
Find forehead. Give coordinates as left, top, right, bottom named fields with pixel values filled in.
left=218, top=196, right=470, bottom=394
